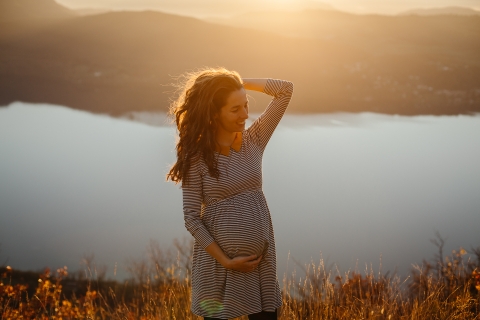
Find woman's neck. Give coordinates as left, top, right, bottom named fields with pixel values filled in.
left=216, top=130, right=238, bottom=148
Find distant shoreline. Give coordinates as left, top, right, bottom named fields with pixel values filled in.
left=2, top=2, right=480, bottom=116
left=3, top=101, right=480, bottom=119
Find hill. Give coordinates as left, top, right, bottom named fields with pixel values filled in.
left=208, top=9, right=480, bottom=58
left=400, top=6, right=480, bottom=16
left=0, top=0, right=479, bottom=115
left=0, top=0, right=74, bottom=21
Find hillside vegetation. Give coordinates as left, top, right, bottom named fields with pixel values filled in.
left=1, top=237, right=480, bottom=319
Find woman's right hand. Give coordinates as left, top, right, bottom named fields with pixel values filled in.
left=205, top=242, right=262, bottom=272
left=225, top=254, right=263, bottom=272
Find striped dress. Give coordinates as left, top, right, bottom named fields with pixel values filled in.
left=182, top=79, right=294, bottom=319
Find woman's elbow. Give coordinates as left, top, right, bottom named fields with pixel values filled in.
left=284, top=81, right=294, bottom=95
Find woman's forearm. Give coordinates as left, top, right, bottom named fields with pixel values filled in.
left=242, top=78, right=269, bottom=92
left=205, top=241, right=232, bottom=268
left=205, top=241, right=262, bottom=272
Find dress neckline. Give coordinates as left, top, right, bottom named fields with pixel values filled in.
left=215, top=132, right=242, bottom=156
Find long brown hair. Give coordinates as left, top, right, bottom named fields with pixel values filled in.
left=166, top=67, right=243, bottom=185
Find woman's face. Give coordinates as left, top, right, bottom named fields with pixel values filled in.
left=215, top=88, right=249, bottom=134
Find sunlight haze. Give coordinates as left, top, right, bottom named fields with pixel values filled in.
left=56, top=0, right=480, bottom=16
left=1, top=0, right=480, bottom=316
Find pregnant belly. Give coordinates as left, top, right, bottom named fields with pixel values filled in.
left=209, top=210, right=269, bottom=258
left=203, top=190, right=270, bottom=258
left=217, top=232, right=269, bottom=258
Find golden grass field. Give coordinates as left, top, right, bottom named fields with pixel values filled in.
left=1, top=235, right=479, bottom=319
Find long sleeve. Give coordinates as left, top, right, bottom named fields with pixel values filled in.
left=181, top=160, right=214, bottom=249
left=247, top=79, right=294, bottom=151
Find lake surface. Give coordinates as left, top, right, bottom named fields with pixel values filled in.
left=1, top=102, right=479, bottom=281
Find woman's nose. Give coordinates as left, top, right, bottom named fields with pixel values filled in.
left=241, top=107, right=249, bottom=119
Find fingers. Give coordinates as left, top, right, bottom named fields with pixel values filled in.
left=249, top=254, right=263, bottom=262
left=252, top=258, right=262, bottom=271
left=238, top=254, right=258, bottom=263
left=247, top=254, right=258, bottom=261
left=247, top=255, right=263, bottom=272
left=230, top=254, right=264, bottom=273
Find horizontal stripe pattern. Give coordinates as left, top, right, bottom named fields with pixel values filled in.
left=182, top=79, right=293, bottom=319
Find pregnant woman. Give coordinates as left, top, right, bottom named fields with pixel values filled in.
left=167, top=67, right=293, bottom=320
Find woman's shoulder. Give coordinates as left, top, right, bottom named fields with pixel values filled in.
left=242, top=127, right=262, bottom=150
left=189, top=153, right=209, bottom=175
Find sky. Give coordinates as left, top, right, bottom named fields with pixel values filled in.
left=56, top=0, right=480, bottom=17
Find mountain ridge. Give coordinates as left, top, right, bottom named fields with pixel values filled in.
left=1, top=0, right=479, bottom=115
left=0, top=0, right=75, bottom=21
left=399, top=6, right=480, bottom=16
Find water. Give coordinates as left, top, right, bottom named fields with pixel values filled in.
left=1, top=102, right=479, bottom=281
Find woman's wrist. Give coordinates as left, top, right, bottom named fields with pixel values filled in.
left=221, top=258, right=232, bottom=269
left=242, top=78, right=268, bottom=92
left=205, top=241, right=232, bottom=269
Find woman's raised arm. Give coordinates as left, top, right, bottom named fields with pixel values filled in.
left=244, top=78, right=294, bottom=151
left=242, top=78, right=268, bottom=92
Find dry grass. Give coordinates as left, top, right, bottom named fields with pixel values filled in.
left=1, top=235, right=479, bottom=320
